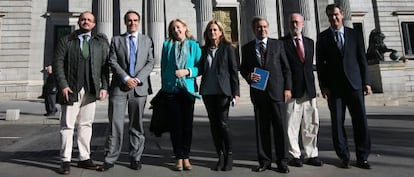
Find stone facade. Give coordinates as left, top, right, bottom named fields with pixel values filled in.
left=0, top=0, right=413, bottom=105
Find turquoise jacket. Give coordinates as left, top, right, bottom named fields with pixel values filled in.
left=160, top=39, right=201, bottom=98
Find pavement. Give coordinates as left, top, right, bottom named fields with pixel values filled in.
left=1, top=94, right=414, bottom=177
left=1, top=73, right=414, bottom=177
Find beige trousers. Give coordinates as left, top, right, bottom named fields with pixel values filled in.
left=60, top=88, right=96, bottom=162
left=286, top=94, right=320, bottom=159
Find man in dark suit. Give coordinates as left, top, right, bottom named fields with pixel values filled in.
left=316, top=4, right=372, bottom=169
left=240, top=16, right=292, bottom=173
left=98, top=10, right=154, bottom=172
left=281, top=13, right=323, bottom=167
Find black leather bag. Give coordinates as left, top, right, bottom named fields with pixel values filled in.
left=149, top=90, right=170, bottom=137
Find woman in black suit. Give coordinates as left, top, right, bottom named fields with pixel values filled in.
left=199, top=20, right=240, bottom=171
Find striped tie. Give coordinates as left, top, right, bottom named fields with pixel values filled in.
left=259, top=41, right=266, bottom=66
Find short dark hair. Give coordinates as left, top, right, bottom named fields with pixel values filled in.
left=325, top=3, right=342, bottom=15
left=251, top=16, right=269, bottom=31
left=124, top=10, right=141, bottom=23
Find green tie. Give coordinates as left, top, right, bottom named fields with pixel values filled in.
left=82, top=35, right=90, bottom=58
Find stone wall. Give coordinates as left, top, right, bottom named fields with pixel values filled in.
left=405, top=61, right=414, bottom=103
left=0, top=0, right=41, bottom=99
left=375, top=0, right=414, bottom=57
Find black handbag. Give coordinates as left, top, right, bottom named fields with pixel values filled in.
left=149, top=90, right=170, bottom=137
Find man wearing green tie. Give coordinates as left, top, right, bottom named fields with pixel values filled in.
left=53, top=11, right=110, bottom=175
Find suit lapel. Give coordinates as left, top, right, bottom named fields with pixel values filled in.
left=343, top=28, right=352, bottom=56
left=212, top=43, right=224, bottom=68
left=303, top=38, right=311, bottom=63
left=119, top=33, right=129, bottom=65
left=287, top=37, right=301, bottom=62
left=135, top=34, right=143, bottom=71
left=326, top=30, right=343, bottom=56
left=264, top=39, right=271, bottom=67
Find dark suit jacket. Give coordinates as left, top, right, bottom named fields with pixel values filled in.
left=108, top=33, right=154, bottom=96
left=281, top=35, right=316, bottom=99
left=199, top=43, right=240, bottom=97
left=316, top=27, right=370, bottom=93
left=240, top=38, right=292, bottom=102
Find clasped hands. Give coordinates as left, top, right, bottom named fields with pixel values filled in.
left=126, top=77, right=140, bottom=89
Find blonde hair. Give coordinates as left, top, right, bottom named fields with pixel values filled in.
left=203, top=20, right=231, bottom=48
left=167, top=19, right=194, bottom=41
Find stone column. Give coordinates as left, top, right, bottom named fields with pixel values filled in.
left=148, top=0, right=164, bottom=68
left=253, top=0, right=266, bottom=17
left=96, top=0, right=113, bottom=41
left=299, top=0, right=317, bottom=40
left=335, top=0, right=353, bottom=28
left=196, top=0, right=213, bottom=45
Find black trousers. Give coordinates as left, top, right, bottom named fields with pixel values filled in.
left=167, top=91, right=195, bottom=159
left=327, top=89, right=371, bottom=161
left=251, top=92, right=288, bottom=165
left=202, top=95, right=232, bottom=154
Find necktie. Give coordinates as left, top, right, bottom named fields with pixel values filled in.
left=259, top=41, right=266, bottom=66
left=129, top=35, right=136, bottom=76
left=295, top=38, right=305, bottom=63
left=335, top=31, right=343, bottom=50
left=82, top=35, right=89, bottom=58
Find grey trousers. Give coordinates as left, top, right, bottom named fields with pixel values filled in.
left=104, top=90, right=147, bottom=163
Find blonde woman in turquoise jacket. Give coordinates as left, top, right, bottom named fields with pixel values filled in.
left=160, top=18, right=201, bottom=171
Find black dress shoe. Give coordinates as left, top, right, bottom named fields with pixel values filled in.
left=254, top=163, right=271, bottom=172
left=44, top=111, right=57, bottom=116
left=306, top=157, right=323, bottom=166
left=340, top=159, right=350, bottom=169
left=277, top=164, right=290, bottom=173
left=221, top=152, right=233, bottom=171
left=213, top=152, right=224, bottom=171
left=78, top=159, right=97, bottom=170
left=58, top=161, right=70, bottom=175
left=97, top=162, right=114, bottom=172
left=356, top=160, right=371, bottom=169
left=288, top=158, right=303, bottom=167
left=130, top=161, right=142, bottom=170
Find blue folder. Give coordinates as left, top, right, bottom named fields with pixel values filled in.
left=251, top=67, right=269, bottom=91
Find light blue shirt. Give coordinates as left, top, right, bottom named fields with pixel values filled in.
left=78, top=32, right=91, bottom=50
left=123, top=31, right=140, bottom=83
left=331, top=26, right=344, bottom=48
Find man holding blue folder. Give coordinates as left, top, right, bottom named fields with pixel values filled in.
left=240, top=16, right=292, bottom=173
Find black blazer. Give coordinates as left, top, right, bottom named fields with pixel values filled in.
left=199, top=42, right=240, bottom=97
left=316, top=27, right=370, bottom=92
left=240, top=38, right=292, bottom=102
left=281, top=35, right=316, bottom=99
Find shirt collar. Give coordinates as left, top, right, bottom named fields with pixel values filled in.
left=292, top=35, right=303, bottom=41
left=78, top=32, right=91, bottom=39
left=256, top=37, right=268, bottom=45
left=330, top=26, right=344, bottom=34
left=128, top=32, right=138, bottom=38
